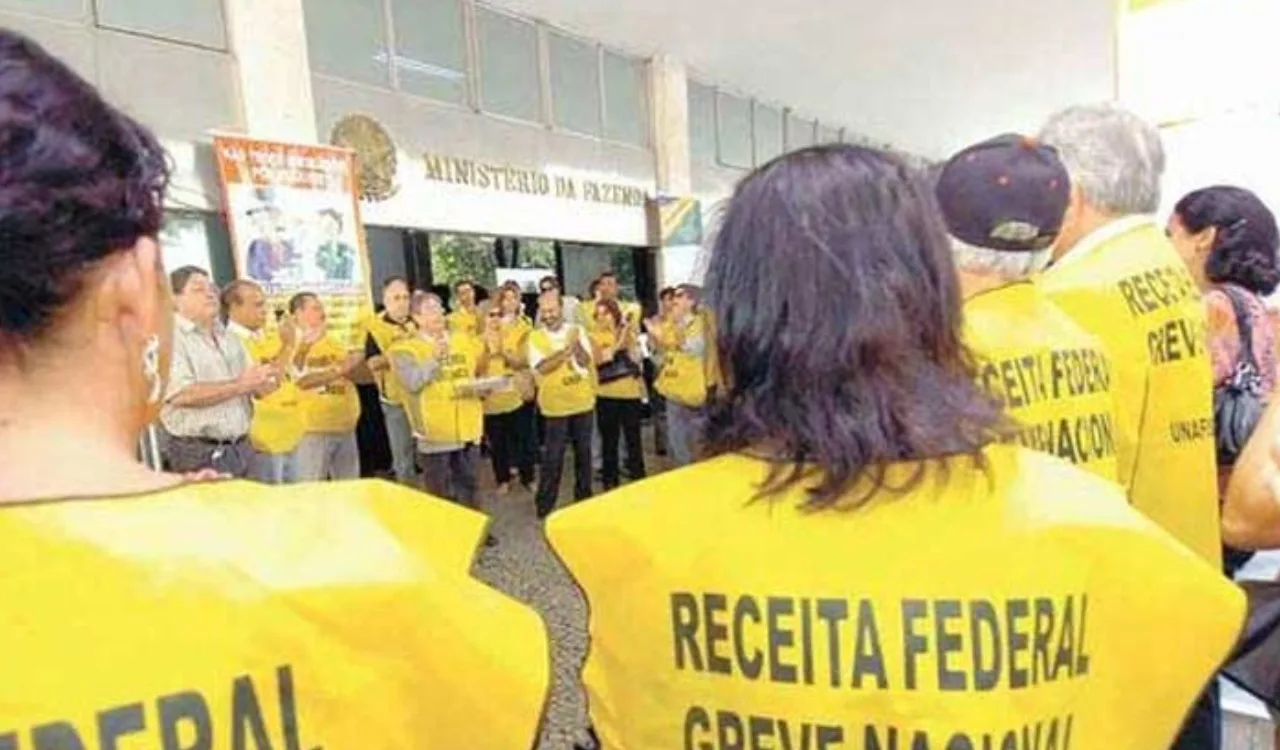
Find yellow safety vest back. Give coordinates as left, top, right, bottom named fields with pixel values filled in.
left=366, top=314, right=417, bottom=404
left=964, top=282, right=1119, bottom=482
left=389, top=334, right=485, bottom=444
left=1038, top=220, right=1220, bottom=565
left=529, top=327, right=596, bottom=417
left=0, top=481, right=549, bottom=749
left=234, top=329, right=305, bottom=455
left=547, top=446, right=1243, bottom=750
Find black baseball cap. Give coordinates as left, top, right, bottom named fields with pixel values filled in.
left=935, top=134, right=1070, bottom=253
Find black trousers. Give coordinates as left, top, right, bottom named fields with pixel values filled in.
left=596, top=397, right=645, bottom=490
left=536, top=411, right=593, bottom=518
left=484, top=403, right=536, bottom=486
left=421, top=447, right=479, bottom=509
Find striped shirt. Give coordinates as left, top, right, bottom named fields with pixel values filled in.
left=160, top=314, right=252, bottom=440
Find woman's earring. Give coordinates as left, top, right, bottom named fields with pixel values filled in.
left=142, top=334, right=162, bottom=405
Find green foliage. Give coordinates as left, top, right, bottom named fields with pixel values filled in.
left=430, top=233, right=498, bottom=289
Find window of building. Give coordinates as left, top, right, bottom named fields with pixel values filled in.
left=1, top=0, right=84, bottom=20
left=818, top=124, right=843, bottom=145
left=513, top=238, right=557, bottom=270
left=303, top=0, right=390, bottom=88
left=688, top=80, right=717, bottom=163
left=476, top=7, right=541, bottom=123
left=365, top=226, right=410, bottom=294
left=716, top=91, right=752, bottom=169
left=549, top=30, right=601, bottom=137
left=603, top=50, right=647, bottom=147
left=94, top=0, right=227, bottom=49
left=786, top=113, right=815, bottom=151
left=390, top=0, right=468, bottom=104
left=753, top=103, right=782, bottom=166
left=562, top=244, right=637, bottom=301
left=429, top=233, right=499, bottom=297
left=161, top=211, right=235, bottom=286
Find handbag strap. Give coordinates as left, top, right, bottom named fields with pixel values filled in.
left=1219, top=285, right=1260, bottom=372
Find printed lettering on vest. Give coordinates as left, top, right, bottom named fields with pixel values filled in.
left=1, top=666, right=316, bottom=750
left=672, top=592, right=1089, bottom=749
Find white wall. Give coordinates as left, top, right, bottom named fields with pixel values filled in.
left=0, top=9, right=240, bottom=212
left=312, top=75, right=656, bottom=246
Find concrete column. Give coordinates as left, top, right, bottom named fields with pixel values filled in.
left=222, top=0, right=318, bottom=143
left=649, top=54, right=692, bottom=196
left=648, top=55, right=701, bottom=287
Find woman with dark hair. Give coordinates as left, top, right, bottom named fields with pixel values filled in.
left=590, top=297, right=646, bottom=490
left=1168, top=187, right=1280, bottom=545
left=0, top=31, right=547, bottom=745
left=547, top=145, right=1243, bottom=748
left=482, top=284, right=537, bottom=494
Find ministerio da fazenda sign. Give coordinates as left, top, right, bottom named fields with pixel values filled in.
left=422, top=153, right=648, bottom=208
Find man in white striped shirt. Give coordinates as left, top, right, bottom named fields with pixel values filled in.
left=160, top=266, right=276, bottom=476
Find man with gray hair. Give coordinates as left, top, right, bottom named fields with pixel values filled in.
left=1037, top=104, right=1222, bottom=749
left=936, top=134, right=1119, bottom=482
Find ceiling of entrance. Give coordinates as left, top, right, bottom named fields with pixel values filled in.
left=485, top=0, right=1118, bottom=158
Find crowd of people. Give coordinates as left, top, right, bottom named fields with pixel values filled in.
left=6, top=26, right=1280, bottom=750
left=160, top=260, right=714, bottom=530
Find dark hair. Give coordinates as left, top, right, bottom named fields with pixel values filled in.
left=220, top=279, right=259, bottom=317
left=170, top=266, right=208, bottom=296
left=598, top=270, right=616, bottom=281
left=659, top=286, right=677, bottom=300
left=595, top=298, right=623, bottom=326
left=0, top=31, right=169, bottom=344
left=1174, top=185, right=1280, bottom=294
left=454, top=278, right=474, bottom=292
left=588, top=278, right=601, bottom=297
left=288, top=292, right=319, bottom=315
left=382, top=275, right=410, bottom=292
left=703, top=144, right=1006, bottom=509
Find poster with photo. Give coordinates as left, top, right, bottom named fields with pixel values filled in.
left=213, top=136, right=372, bottom=350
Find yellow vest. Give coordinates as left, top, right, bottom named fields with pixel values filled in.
left=446, top=307, right=481, bottom=336
left=233, top=329, right=305, bottom=455
left=0, top=481, right=549, bottom=748
left=483, top=317, right=534, bottom=416
left=389, top=334, right=485, bottom=444
left=963, top=282, right=1119, bottom=482
left=529, top=327, right=596, bottom=417
left=1038, top=220, right=1220, bottom=566
left=299, top=335, right=361, bottom=434
left=366, top=314, right=417, bottom=404
left=591, top=328, right=644, bottom=401
left=547, top=446, right=1243, bottom=750
left=656, top=314, right=708, bottom=408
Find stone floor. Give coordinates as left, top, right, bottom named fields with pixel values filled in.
left=469, top=428, right=673, bottom=750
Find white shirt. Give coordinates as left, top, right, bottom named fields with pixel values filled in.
left=1050, top=215, right=1157, bottom=272
left=161, top=314, right=252, bottom=440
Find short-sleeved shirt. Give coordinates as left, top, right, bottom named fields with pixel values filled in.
left=160, top=315, right=252, bottom=441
